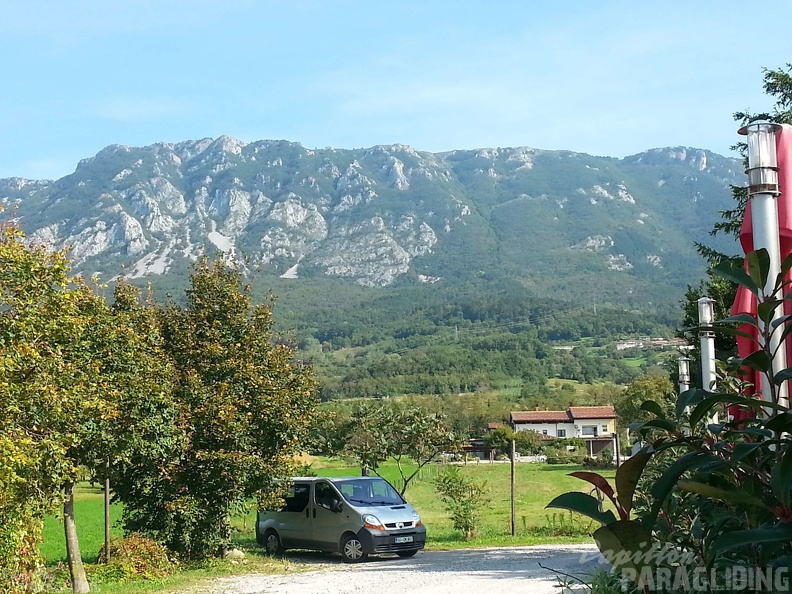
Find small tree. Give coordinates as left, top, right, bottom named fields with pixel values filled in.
left=340, top=402, right=457, bottom=494
left=114, top=259, right=318, bottom=559
left=514, top=429, right=543, bottom=455
left=614, top=375, right=675, bottom=432
left=434, top=467, right=489, bottom=539
left=484, top=426, right=515, bottom=456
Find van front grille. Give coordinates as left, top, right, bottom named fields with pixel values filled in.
left=384, top=522, right=413, bottom=529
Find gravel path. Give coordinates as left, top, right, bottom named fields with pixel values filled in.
left=203, top=544, right=604, bottom=594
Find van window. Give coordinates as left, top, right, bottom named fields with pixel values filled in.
left=315, top=481, right=341, bottom=510
left=338, top=479, right=403, bottom=506
left=280, top=483, right=310, bottom=513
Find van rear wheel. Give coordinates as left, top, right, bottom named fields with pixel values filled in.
left=264, top=529, right=284, bottom=556
left=340, top=534, right=367, bottom=563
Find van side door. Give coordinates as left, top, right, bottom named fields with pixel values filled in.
left=277, top=481, right=314, bottom=548
left=312, top=480, right=350, bottom=551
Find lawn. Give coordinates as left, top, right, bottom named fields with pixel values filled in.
left=305, top=458, right=614, bottom=548
left=40, top=459, right=611, bottom=591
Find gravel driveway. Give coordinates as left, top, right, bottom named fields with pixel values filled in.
left=205, top=544, right=604, bottom=594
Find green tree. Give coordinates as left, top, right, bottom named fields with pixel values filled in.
left=614, top=375, right=675, bottom=432
left=336, top=401, right=457, bottom=494
left=484, top=425, right=515, bottom=456
left=514, top=429, right=543, bottom=455
left=434, top=467, right=489, bottom=539
left=114, top=259, right=318, bottom=559
left=0, top=223, right=176, bottom=593
left=0, top=220, right=74, bottom=592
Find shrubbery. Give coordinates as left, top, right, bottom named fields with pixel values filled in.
left=95, top=534, right=173, bottom=581
left=434, top=467, right=489, bottom=539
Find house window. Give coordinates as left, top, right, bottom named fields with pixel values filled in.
left=557, top=429, right=566, bottom=438
left=542, top=429, right=548, bottom=435
left=582, top=425, right=597, bottom=436
left=602, top=425, right=609, bottom=433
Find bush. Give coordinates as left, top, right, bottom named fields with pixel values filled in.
left=582, top=456, right=613, bottom=469
left=546, top=455, right=585, bottom=465
left=96, top=534, right=173, bottom=581
left=433, top=467, right=489, bottom=539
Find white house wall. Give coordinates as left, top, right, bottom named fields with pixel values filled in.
left=514, top=418, right=614, bottom=439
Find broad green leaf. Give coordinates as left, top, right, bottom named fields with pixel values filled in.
left=773, top=367, right=792, bottom=385
left=690, top=394, right=785, bottom=427
left=780, top=251, right=792, bottom=282
left=746, top=249, right=771, bottom=292
left=712, top=525, right=792, bottom=555
left=546, top=492, right=617, bottom=526
left=766, top=411, right=792, bottom=433
left=677, top=388, right=707, bottom=418
left=726, top=427, right=772, bottom=439
left=639, top=419, right=677, bottom=433
left=615, top=451, right=652, bottom=517
left=640, top=400, right=666, bottom=419
left=593, top=520, right=653, bottom=575
left=706, top=326, right=759, bottom=341
left=737, top=350, right=772, bottom=373
left=713, top=313, right=758, bottom=326
left=772, top=446, right=792, bottom=505
left=647, top=451, right=720, bottom=527
left=776, top=323, right=792, bottom=353
left=677, top=480, right=768, bottom=509
left=758, top=299, right=784, bottom=325
left=712, top=259, right=759, bottom=294
left=731, top=441, right=769, bottom=463
left=770, top=314, right=792, bottom=330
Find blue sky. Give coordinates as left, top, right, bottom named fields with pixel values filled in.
left=2, top=0, right=792, bottom=180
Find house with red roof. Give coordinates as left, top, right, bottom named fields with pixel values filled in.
left=509, top=405, right=618, bottom=456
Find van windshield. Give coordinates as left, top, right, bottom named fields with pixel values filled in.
left=336, top=479, right=405, bottom=506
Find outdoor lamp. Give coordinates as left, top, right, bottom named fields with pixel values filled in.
left=678, top=356, right=691, bottom=386
left=739, top=120, right=782, bottom=195
left=697, top=297, right=715, bottom=327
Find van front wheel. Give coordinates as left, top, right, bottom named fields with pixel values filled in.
left=264, top=530, right=284, bottom=556
left=340, top=534, right=367, bottom=563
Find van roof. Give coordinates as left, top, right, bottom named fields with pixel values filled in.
left=289, top=476, right=385, bottom=482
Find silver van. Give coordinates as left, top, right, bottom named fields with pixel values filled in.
left=256, top=476, right=426, bottom=562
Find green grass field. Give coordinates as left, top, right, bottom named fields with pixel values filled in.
left=42, top=459, right=611, bottom=565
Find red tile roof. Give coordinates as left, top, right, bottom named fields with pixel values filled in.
left=510, top=411, right=570, bottom=423
left=568, top=406, right=616, bottom=419
left=510, top=406, right=617, bottom=424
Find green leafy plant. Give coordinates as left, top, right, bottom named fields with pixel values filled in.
left=434, top=467, right=489, bottom=539
left=548, top=248, right=792, bottom=591
left=95, top=534, right=173, bottom=581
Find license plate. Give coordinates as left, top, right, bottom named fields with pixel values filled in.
left=394, top=536, right=413, bottom=544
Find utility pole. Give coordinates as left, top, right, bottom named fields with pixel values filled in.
left=510, top=439, right=516, bottom=537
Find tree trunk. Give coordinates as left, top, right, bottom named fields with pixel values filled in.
left=64, top=482, right=90, bottom=593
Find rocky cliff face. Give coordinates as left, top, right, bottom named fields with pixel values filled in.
left=0, top=138, right=743, bottom=301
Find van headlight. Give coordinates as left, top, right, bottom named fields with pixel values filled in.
left=412, top=512, right=422, bottom=527
left=363, top=514, right=385, bottom=531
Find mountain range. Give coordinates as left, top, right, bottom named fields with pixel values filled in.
left=0, top=137, right=744, bottom=312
